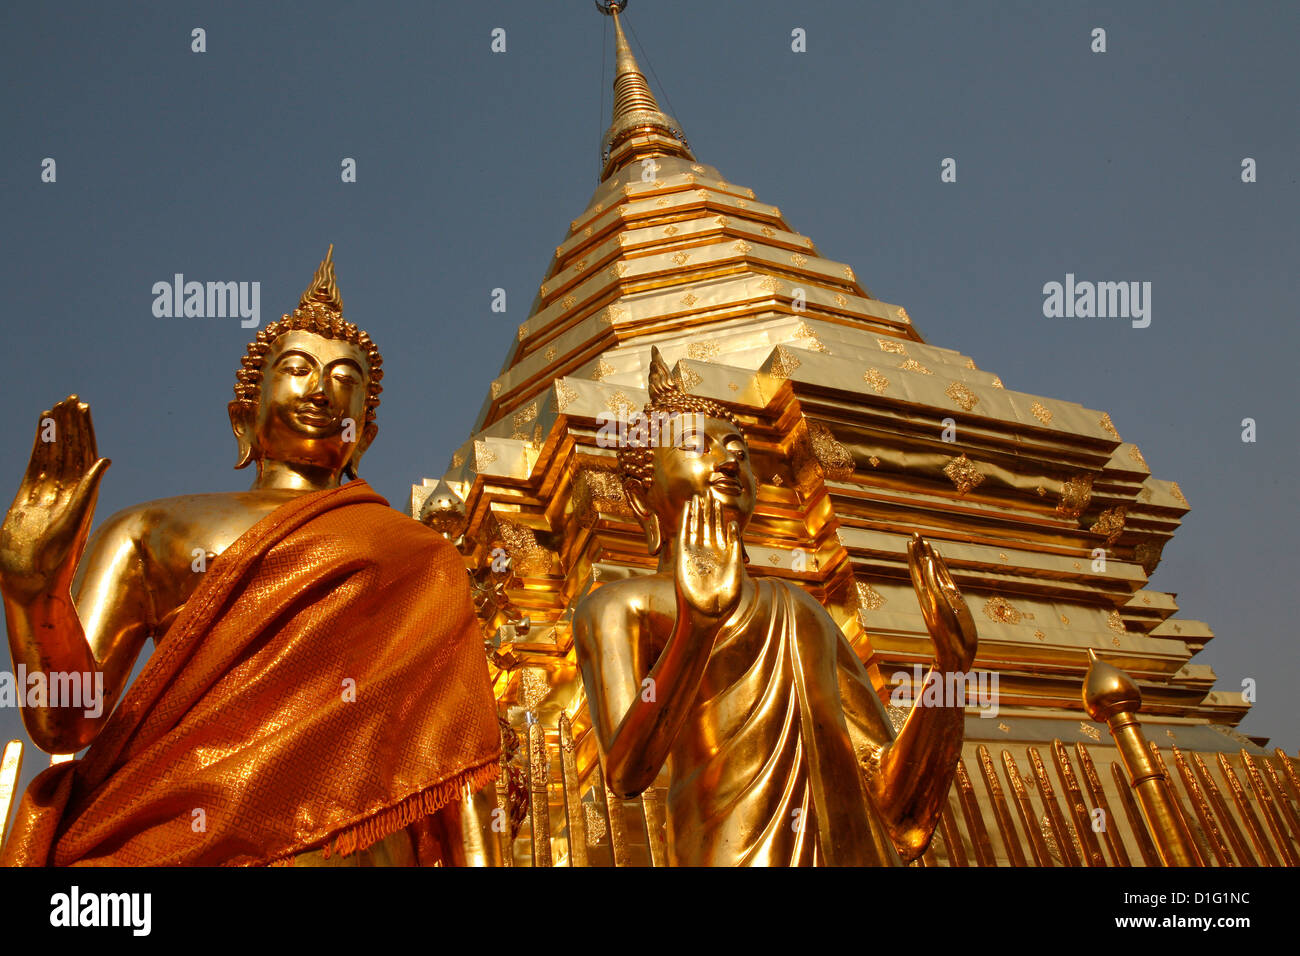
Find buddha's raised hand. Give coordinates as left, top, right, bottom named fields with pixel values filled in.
left=0, top=396, right=110, bottom=603
left=907, top=532, right=978, bottom=672
left=674, top=494, right=743, bottom=622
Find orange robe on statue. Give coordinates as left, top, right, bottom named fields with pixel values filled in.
left=1, top=480, right=500, bottom=866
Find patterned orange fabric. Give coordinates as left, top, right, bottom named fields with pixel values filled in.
left=1, top=480, right=500, bottom=866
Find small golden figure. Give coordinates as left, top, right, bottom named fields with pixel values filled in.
left=574, top=348, right=978, bottom=865
left=0, top=247, right=501, bottom=866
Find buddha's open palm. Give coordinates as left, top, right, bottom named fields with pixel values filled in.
left=907, top=533, right=978, bottom=672
left=674, top=495, right=743, bottom=621
left=0, top=397, right=110, bottom=603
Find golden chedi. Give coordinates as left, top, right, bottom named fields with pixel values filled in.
left=413, top=3, right=1298, bottom=869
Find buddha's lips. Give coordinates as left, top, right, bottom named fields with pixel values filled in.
left=295, top=408, right=336, bottom=427
left=710, top=476, right=744, bottom=495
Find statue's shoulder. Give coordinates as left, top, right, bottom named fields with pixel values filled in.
left=574, top=572, right=672, bottom=631
left=91, top=492, right=212, bottom=539
left=88, top=491, right=303, bottom=567
left=101, top=490, right=280, bottom=531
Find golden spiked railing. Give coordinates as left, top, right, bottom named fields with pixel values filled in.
left=495, top=651, right=1299, bottom=866
left=492, top=717, right=1298, bottom=866
left=3, top=652, right=1295, bottom=865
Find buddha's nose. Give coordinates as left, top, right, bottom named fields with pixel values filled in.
left=717, top=456, right=740, bottom=477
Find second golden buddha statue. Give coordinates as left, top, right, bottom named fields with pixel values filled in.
left=574, top=348, right=979, bottom=865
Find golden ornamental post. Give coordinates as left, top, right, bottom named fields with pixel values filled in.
left=556, top=713, right=588, bottom=867
left=525, top=716, right=553, bottom=867
left=0, top=740, right=23, bottom=847
left=1082, top=650, right=1203, bottom=866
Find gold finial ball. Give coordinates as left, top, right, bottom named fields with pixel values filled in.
left=418, top=480, right=468, bottom=539
left=1082, top=648, right=1142, bottom=721
left=594, top=0, right=628, bottom=15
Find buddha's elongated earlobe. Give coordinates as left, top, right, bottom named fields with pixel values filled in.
left=228, top=400, right=257, bottom=469
left=625, top=479, right=665, bottom=555
left=643, top=512, right=664, bottom=555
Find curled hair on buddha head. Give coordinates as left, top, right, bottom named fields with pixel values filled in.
left=228, top=245, right=384, bottom=479
left=616, top=347, right=743, bottom=553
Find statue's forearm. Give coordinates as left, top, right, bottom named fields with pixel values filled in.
left=3, top=588, right=102, bottom=752
left=604, top=608, right=717, bottom=797
left=867, top=668, right=965, bottom=858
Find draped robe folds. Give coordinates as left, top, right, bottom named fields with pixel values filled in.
left=665, top=578, right=904, bottom=866
left=1, top=480, right=500, bottom=866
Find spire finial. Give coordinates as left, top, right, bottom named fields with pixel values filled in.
left=595, top=1, right=693, bottom=179
left=606, top=4, right=657, bottom=117
left=299, top=243, right=343, bottom=314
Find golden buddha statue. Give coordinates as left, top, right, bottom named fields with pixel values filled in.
left=574, top=348, right=979, bottom=866
left=0, top=247, right=502, bottom=866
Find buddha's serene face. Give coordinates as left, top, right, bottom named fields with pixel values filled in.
left=254, top=330, right=370, bottom=472
left=646, top=413, right=756, bottom=535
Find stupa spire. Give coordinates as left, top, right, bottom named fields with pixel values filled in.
left=597, top=1, right=693, bottom=179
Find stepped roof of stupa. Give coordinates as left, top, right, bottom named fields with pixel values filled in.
left=417, top=3, right=1250, bottom=742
